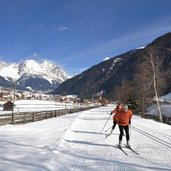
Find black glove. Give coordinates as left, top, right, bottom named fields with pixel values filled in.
left=129, top=120, right=131, bottom=125
left=113, top=120, right=117, bottom=125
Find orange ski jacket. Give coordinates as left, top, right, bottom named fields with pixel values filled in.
left=114, top=110, right=133, bottom=126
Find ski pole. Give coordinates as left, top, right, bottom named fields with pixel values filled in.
left=129, top=125, right=131, bottom=135
left=105, top=125, right=112, bottom=132
left=106, top=111, right=110, bottom=115
left=100, top=114, right=111, bottom=134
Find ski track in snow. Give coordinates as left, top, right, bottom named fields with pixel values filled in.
left=51, top=106, right=171, bottom=171
left=0, top=106, right=171, bottom=171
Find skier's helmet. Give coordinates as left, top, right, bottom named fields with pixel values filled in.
left=124, top=105, right=128, bottom=112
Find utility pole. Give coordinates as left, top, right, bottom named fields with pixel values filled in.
left=12, top=81, right=16, bottom=125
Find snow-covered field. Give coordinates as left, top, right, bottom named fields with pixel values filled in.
left=161, top=92, right=171, bottom=102
left=146, top=92, right=171, bottom=117
left=0, top=100, right=85, bottom=115
left=0, top=105, right=171, bottom=171
left=147, top=104, right=171, bottom=117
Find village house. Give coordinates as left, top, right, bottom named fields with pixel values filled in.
left=3, top=101, right=15, bottom=111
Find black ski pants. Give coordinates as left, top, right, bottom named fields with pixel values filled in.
left=112, top=120, right=117, bottom=130
left=119, top=125, right=129, bottom=141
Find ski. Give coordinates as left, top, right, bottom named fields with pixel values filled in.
left=116, top=144, right=128, bottom=155
left=124, top=144, right=139, bottom=155
left=105, top=133, right=111, bottom=138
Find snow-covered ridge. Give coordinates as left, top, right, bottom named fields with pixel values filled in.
left=0, top=61, right=19, bottom=80
left=0, top=59, right=68, bottom=83
left=136, top=46, right=146, bottom=49
left=105, top=57, right=121, bottom=75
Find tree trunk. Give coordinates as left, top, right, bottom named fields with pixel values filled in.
left=150, top=53, right=163, bottom=123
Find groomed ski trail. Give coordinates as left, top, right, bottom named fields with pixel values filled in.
left=52, top=105, right=171, bottom=171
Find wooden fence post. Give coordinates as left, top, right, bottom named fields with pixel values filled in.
left=23, top=113, right=26, bottom=124
left=32, top=112, right=35, bottom=122
left=50, top=111, right=52, bottom=118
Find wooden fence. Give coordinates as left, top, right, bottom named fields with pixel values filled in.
left=0, top=106, right=99, bottom=126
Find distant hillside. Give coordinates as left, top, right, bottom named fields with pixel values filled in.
left=53, top=32, right=171, bottom=99
left=0, top=76, right=11, bottom=87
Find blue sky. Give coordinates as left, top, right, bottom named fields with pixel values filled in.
left=0, top=0, right=171, bottom=76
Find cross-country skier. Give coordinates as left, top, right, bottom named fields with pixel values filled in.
left=115, top=105, right=133, bottom=148
left=109, top=103, right=123, bottom=134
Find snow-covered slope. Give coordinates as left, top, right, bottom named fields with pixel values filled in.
left=160, top=92, right=171, bottom=101
left=146, top=92, right=171, bottom=117
left=18, top=60, right=67, bottom=83
left=0, top=105, right=171, bottom=171
left=0, top=61, right=19, bottom=80
left=0, top=60, right=68, bottom=91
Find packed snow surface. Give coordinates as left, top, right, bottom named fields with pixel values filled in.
left=0, top=105, right=171, bottom=171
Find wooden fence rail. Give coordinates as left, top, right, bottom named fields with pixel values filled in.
left=0, top=105, right=99, bottom=126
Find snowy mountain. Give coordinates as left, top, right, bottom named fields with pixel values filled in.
left=18, top=60, right=67, bottom=83
left=0, top=61, right=19, bottom=80
left=0, top=60, right=68, bottom=92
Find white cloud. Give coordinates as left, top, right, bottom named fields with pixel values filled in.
left=57, top=26, right=73, bottom=32
left=32, top=53, right=38, bottom=57
left=56, top=17, right=171, bottom=76
left=60, top=21, right=171, bottom=66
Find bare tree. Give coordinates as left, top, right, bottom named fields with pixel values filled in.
left=133, top=55, right=154, bottom=117
left=133, top=46, right=167, bottom=122
left=114, top=80, right=134, bottom=102
left=149, top=49, right=163, bottom=122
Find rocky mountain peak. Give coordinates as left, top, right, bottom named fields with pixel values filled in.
left=0, top=59, right=68, bottom=92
